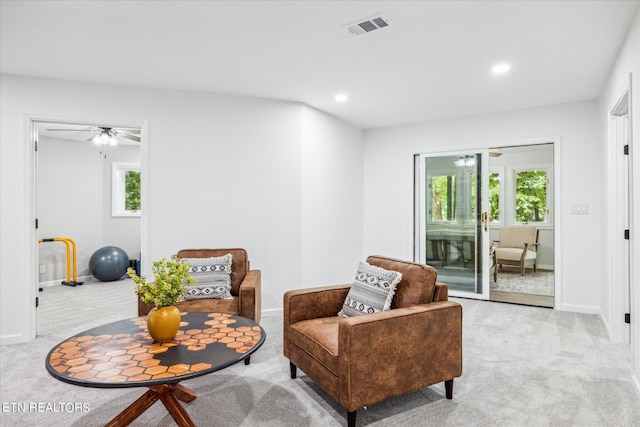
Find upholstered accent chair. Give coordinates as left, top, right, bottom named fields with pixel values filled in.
left=137, top=248, right=261, bottom=321
left=494, top=226, right=539, bottom=276
left=283, top=255, right=462, bottom=427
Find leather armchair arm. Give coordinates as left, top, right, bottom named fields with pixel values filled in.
left=284, top=285, right=351, bottom=326
left=337, top=301, right=462, bottom=411
left=239, top=269, right=261, bottom=323
left=433, top=282, right=449, bottom=302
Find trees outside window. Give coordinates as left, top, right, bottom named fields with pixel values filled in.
left=430, top=175, right=455, bottom=221
left=125, top=170, right=141, bottom=211
left=489, top=172, right=500, bottom=222
left=514, top=170, right=548, bottom=223
left=112, top=162, right=141, bottom=217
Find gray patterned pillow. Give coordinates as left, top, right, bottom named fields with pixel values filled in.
left=181, top=254, right=233, bottom=300
left=338, top=261, right=402, bottom=317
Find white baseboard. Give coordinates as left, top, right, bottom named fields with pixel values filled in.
left=0, top=333, right=27, bottom=345
left=261, top=307, right=283, bottom=318
left=559, top=303, right=601, bottom=315
left=38, top=275, right=95, bottom=288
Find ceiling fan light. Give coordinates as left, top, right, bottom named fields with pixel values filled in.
left=109, top=135, right=118, bottom=146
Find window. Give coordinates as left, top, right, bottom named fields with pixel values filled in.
left=488, top=167, right=504, bottom=226
left=428, top=158, right=477, bottom=223
left=513, top=167, right=550, bottom=225
left=430, top=175, right=456, bottom=221
left=112, top=162, right=141, bottom=217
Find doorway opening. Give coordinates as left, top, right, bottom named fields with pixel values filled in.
left=611, top=87, right=631, bottom=344
left=34, top=120, right=142, bottom=336
left=487, top=144, right=555, bottom=308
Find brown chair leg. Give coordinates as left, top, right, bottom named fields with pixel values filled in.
left=290, top=362, right=297, bottom=379
left=445, top=379, right=453, bottom=399
left=244, top=356, right=250, bottom=365
left=347, top=410, right=357, bottom=427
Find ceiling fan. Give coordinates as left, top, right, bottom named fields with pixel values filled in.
left=45, top=126, right=141, bottom=143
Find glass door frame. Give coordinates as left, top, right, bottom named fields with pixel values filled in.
left=415, top=148, right=491, bottom=300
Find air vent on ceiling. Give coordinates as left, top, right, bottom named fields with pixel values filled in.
left=343, top=15, right=390, bottom=36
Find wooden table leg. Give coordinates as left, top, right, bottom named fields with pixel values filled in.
left=104, top=383, right=197, bottom=427
left=173, top=383, right=197, bottom=403
left=153, top=384, right=197, bottom=427
left=104, top=389, right=160, bottom=427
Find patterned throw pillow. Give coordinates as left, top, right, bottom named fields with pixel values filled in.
left=338, top=261, right=402, bottom=317
left=180, top=254, right=233, bottom=300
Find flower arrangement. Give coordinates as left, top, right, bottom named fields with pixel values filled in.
left=127, top=254, right=196, bottom=308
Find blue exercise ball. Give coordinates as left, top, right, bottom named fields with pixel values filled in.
left=89, top=246, right=130, bottom=282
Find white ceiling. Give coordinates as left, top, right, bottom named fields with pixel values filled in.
left=1, top=1, right=638, bottom=129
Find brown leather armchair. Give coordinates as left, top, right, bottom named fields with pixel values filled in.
left=137, top=248, right=261, bottom=324
left=284, top=255, right=462, bottom=427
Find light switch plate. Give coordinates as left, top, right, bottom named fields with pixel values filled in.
left=570, top=203, right=588, bottom=214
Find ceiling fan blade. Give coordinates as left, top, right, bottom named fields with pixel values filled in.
left=45, top=128, right=94, bottom=132
left=113, top=128, right=141, bottom=134
left=117, top=133, right=141, bottom=142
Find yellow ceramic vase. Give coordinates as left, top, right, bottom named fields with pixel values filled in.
left=146, top=306, right=181, bottom=342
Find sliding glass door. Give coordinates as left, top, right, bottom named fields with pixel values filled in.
left=415, top=150, right=490, bottom=299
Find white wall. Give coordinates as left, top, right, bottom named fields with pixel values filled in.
left=0, top=75, right=364, bottom=344
left=37, top=137, right=141, bottom=285
left=37, top=136, right=104, bottom=283
left=599, top=8, right=640, bottom=393
left=363, top=100, right=602, bottom=314
left=301, top=106, right=364, bottom=286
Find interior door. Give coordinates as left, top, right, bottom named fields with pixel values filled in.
left=415, top=150, right=490, bottom=299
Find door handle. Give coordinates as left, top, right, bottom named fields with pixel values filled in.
left=481, top=212, right=488, bottom=232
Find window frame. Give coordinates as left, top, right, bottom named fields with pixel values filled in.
left=112, top=162, right=141, bottom=217
left=510, top=163, right=553, bottom=227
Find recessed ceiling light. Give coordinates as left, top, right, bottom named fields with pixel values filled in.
left=491, top=63, right=511, bottom=75
left=334, top=94, right=348, bottom=102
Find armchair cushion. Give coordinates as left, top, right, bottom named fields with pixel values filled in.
left=494, top=247, right=537, bottom=262
left=367, top=255, right=438, bottom=307
left=181, top=254, right=233, bottom=300
left=338, top=261, right=402, bottom=317
left=499, top=226, right=537, bottom=249
left=177, top=248, right=248, bottom=295
left=289, top=316, right=341, bottom=374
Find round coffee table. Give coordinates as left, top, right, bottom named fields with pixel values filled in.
left=46, top=311, right=265, bottom=426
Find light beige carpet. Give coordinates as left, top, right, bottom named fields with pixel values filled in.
left=1, top=279, right=638, bottom=426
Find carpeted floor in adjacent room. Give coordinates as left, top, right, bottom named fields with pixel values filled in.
left=0, top=279, right=638, bottom=426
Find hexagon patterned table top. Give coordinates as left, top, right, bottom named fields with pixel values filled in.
left=46, top=312, right=265, bottom=388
